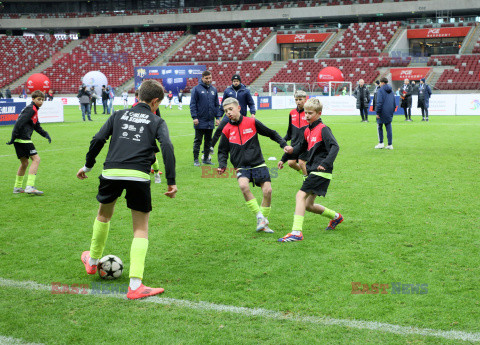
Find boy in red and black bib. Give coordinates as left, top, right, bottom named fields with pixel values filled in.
left=7, top=90, right=51, bottom=195
left=217, top=97, right=286, bottom=234
left=278, top=98, right=343, bottom=242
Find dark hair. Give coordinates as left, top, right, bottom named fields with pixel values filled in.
left=380, top=77, right=388, bottom=84
left=202, top=70, right=212, bottom=77
left=31, top=90, right=45, bottom=99
left=138, top=80, right=164, bottom=103
left=375, top=80, right=380, bottom=85
left=135, top=90, right=139, bottom=97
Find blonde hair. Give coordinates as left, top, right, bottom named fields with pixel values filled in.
left=223, top=97, right=239, bottom=107
left=294, top=90, right=307, bottom=98
left=304, top=98, right=323, bottom=113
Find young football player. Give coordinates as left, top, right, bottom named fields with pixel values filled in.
left=278, top=98, right=343, bottom=242
left=77, top=80, right=177, bottom=300
left=278, top=90, right=308, bottom=177
left=217, top=97, right=286, bottom=233
left=6, top=90, right=51, bottom=195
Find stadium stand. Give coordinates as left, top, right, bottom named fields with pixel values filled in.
left=170, top=27, right=272, bottom=62
left=435, top=55, right=480, bottom=90
left=169, top=61, right=272, bottom=93
left=0, top=35, right=71, bottom=89
left=41, top=31, right=183, bottom=94
left=328, top=21, right=401, bottom=58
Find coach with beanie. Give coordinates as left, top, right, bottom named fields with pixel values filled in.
left=210, top=74, right=256, bottom=149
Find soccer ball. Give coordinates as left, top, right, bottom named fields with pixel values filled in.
left=98, top=255, right=123, bottom=280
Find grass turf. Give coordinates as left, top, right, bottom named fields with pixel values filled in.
left=0, top=105, right=479, bottom=344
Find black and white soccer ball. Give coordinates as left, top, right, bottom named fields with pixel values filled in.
left=98, top=255, right=123, bottom=280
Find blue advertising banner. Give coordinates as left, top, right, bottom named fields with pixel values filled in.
left=258, top=96, right=272, bottom=110
left=0, top=101, right=27, bottom=126
left=134, top=65, right=206, bottom=95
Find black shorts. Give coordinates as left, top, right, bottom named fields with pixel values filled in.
left=96, top=176, right=152, bottom=213
left=300, top=174, right=331, bottom=197
left=298, top=152, right=308, bottom=162
left=237, top=166, right=271, bottom=187
left=13, top=142, right=37, bottom=159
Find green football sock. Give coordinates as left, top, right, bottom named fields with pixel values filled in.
left=26, top=174, right=36, bottom=187
left=129, top=237, right=149, bottom=279
left=151, top=157, right=160, bottom=172
left=322, top=207, right=336, bottom=220
left=246, top=198, right=260, bottom=215
left=89, top=219, right=110, bottom=259
left=260, top=206, right=271, bottom=219
left=14, top=175, right=24, bottom=188
left=292, top=215, right=304, bottom=231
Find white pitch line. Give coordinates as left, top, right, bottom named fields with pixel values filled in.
left=1, top=278, right=479, bottom=343
left=0, top=336, right=44, bottom=345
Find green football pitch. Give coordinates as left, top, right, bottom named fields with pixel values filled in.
left=0, top=105, right=479, bottom=344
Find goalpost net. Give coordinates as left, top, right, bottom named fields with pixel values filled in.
left=328, top=81, right=352, bottom=97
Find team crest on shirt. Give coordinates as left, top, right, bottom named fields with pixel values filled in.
left=229, top=130, right=236, bottom=141
left=310, top=137, right=317, bottom=142
left=211, top=91, right=215, bottom=95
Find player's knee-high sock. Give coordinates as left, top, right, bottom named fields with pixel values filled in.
left=321, top=207, right=338, bottom=220
left=129, top=237, right=148, bottom=281
left=90, top=219, right=110, bottom=261
left=15, top=175, right=24, bottom=188
left=291, top=215, right=304, bottom=235
left=152, top=157, right=160, bottom=172
left=26, top=174, right=36, bottom=187
left=246, top=198, right=263, bottom=218
left=260, top=206, right=271, bottom=219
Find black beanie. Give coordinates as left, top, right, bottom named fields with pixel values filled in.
left=232, top=74, right=241, bottom=83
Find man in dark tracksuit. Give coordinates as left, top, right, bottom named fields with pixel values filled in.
left=401, top=79, right=413, bottom=121
left=353, top=79, right=370, bottom=122
left=417, top=78, right=432, bottom=121
left=210, top=74, right=256, bottom=150
left=375, top=77, right=395, bottom=149
left=7, top=90, right=51, bottom=195
left=218, top=97, right=286, bottom=234
left=77, top=80, right=177, bottom=300
left=190, top=70, right=221, bottom=166
left=101, top=85, right=109, bottom=114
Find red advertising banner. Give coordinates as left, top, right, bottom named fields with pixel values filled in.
left=407, top=27, right=471, bottom=39
left=390, top=68, right=432, bottom=81
left=277, top=33, right=331, bottom=44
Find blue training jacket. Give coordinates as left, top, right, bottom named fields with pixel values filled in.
left=190, top=81, right=221, bottom=129
left=375, top=84, right=396, bottom=124
left=219, top=84, right=256, bottom=117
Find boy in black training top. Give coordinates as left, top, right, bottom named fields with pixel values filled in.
left=217, top=97, right=286, bottom=234
left=278, top=98, right=343, bottom=242
left=77, top=80, right=177, bottom=300
left=7, top=90, right=51, bottom=195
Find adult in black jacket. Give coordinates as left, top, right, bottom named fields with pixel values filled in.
left=76, top=80, right=177, bottom=300
left=190, top=71, right=221, bottom=166
left=101, top=85, right=109, bottom=114
left=6, top=87, right=12, bottom=98
left=400, top=79, right=413, bottom=121
left=417, top=78, right=432, bottom=121
left=353, top=79, right=370, bottom=122
left=372, top=80, right=381, bottom=112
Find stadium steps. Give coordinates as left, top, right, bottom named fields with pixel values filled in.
left=318, top=29, right=346, bottom=58
left=377, top=67, right=391, bottom=83
left=246, top=31, right=276, bottom=60
left=427, top=66, right=451, bottom=90
left=116, top=33, right=195, bottom=92
left=249, top=61, right=286, bottom=93
left=383, top=26, right=405, bottom=54
left=461, top=23, right=480, bottom=54
left=3, top=38, right=85, bottom=92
